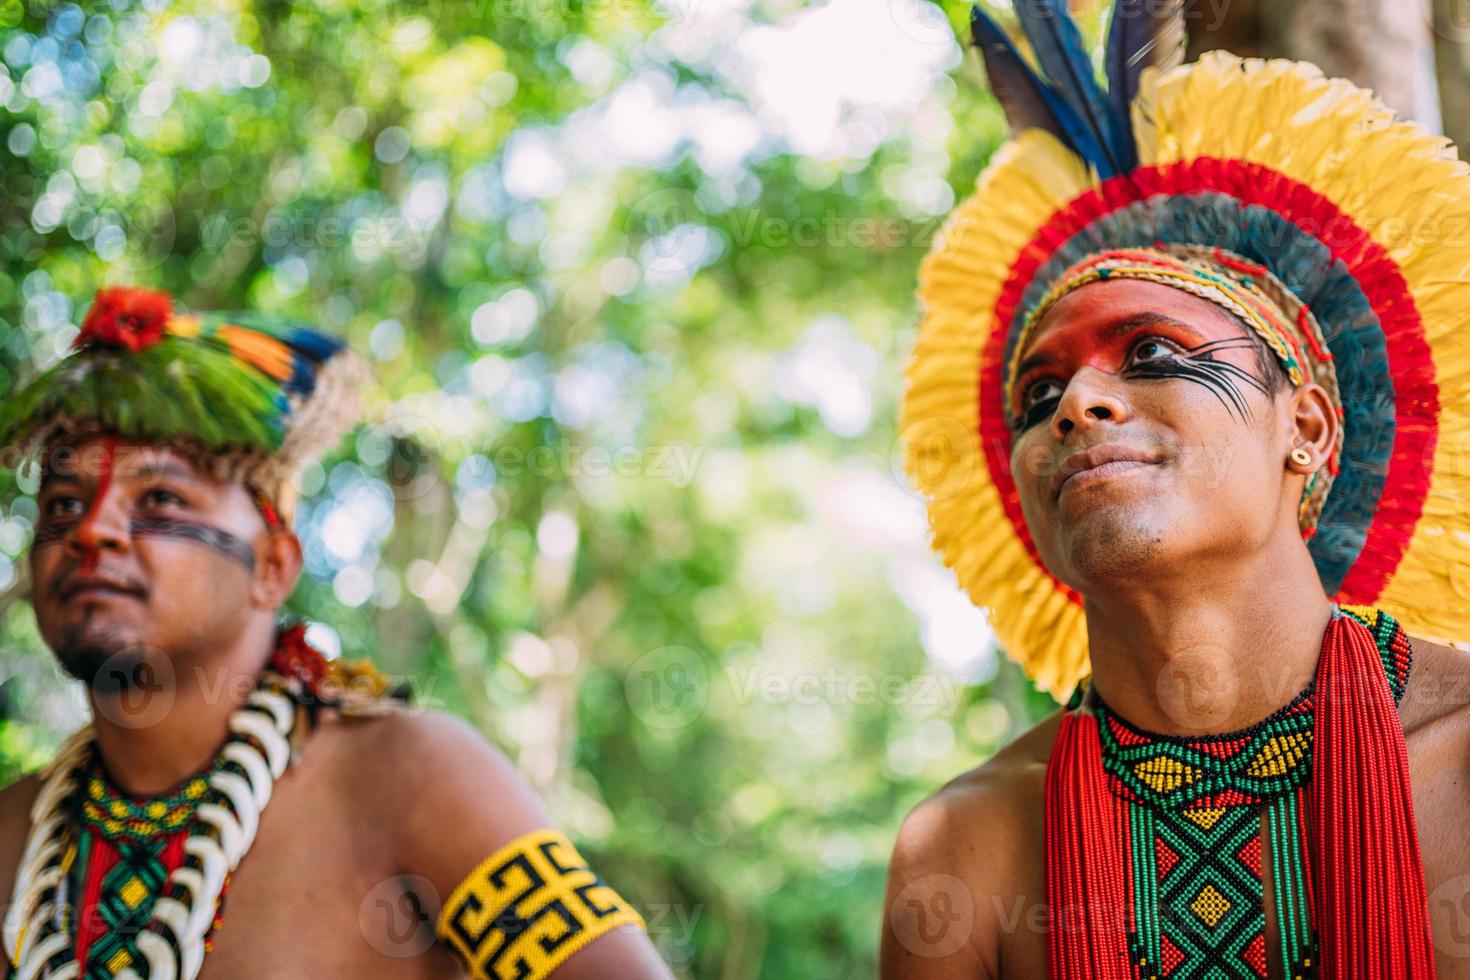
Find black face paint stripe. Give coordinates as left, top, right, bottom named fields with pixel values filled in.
left=1016, top=397, right=1061, bottom=433
left=1126, top=359, right=1250, bottom=420
left=128, top=516, right=258, bottom=572
left=1182, top=336, right=1255, bottom=355
left=1122, top=335, right=1271, bottom=424
left=32, top=519, right=80, bottom=546
left=30, top=514, right=257, bottom=571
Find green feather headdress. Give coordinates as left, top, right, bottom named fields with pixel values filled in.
left=0, top=287, right=369, bottom=521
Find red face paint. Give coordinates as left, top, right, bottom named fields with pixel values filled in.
left=76, top=437, right=117, bottom=573
left=1010, top=285, right=1265, bottom=435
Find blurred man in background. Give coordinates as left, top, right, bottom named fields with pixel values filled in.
left=0, top=287, right=670, bottom=979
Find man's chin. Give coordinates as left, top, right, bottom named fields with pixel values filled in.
left=1053, top=504, right=1172, bottom=584
left=53, top=619, right=150, bottom=688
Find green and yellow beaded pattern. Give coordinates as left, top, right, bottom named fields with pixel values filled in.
left=79, top=766, right=212, bottom=845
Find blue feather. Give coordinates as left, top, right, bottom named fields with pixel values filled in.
left=271, top=391, right=292, bottom=429
left=970, top=5, right=1116, bottom=173
left=284, top=352, right=317, bottom=399
left=200, top=311, right=345, bottom=364
left=1009, top=0, right=1129, bottom=176
left=1105, top=0, right=1185, bottom=168
left=281, top=326, right=345, bottom=362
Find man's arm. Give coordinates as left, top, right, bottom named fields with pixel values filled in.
left=881, top=712, right=1059, bottom=980
left=881, top=785, right=1002, bottom=980
left=368, top=709, right=671, bottom=980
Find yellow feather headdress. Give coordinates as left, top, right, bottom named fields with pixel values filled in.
left=905, top=4, right=1470, bottom=698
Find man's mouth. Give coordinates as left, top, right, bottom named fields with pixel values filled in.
left=1051, top=444, right=1163, bottom=500
left=59, top=575, right=146, bottom=604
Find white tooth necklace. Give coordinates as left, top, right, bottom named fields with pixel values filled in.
left=3, top=677, right=296, bottom=980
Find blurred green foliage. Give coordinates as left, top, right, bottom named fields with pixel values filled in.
left=0, top=0, right=1059, bottom=974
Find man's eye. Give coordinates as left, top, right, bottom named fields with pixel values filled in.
left=142, top=488, right=185, bottom=508
left=1023, top=379, right=1063, bottom=410
left=1013, top=379, right=1064, bottom=431
left=1131, top=338, right=1178, bottom=364
left=43, top=496, right=83, bottom=517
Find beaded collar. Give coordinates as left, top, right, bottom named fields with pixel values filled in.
left=77, top=753, right=220, bottom=847
left=1094, top=684, right=1316, bottom=817
left=1086, top=605, right=1411, bottom=818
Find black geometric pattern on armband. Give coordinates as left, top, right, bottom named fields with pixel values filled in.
left=436, top=829, right=647, bottom=980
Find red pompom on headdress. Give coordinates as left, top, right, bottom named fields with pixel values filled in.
left=75, top=286, right=173, bottom=353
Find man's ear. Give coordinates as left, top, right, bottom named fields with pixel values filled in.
left=251, top=529, right=303, bottom=610
left=1284, top=383, right=1337, bottom=469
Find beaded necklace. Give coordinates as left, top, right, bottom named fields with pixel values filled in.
left=4, top=678, right=295, bottom=980
left=1, top=624, right=384, bottom=980
left=1046, top=605, right=1433, bottom=979
left=1095, top=688, right=1315, bottom=977
left=78, top=756, right=219, bottom=845
left=70, top=752, right=226, bottom=977
left=1091, top=607, right=1411, bottom=978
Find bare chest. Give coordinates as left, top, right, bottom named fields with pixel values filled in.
left=143, top=762, right=458, bottom=979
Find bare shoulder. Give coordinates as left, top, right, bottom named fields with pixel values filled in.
left=302, top=705, right=558, bottom=897
left=882, top=712, right=1061, bottom=980
left=312, top=705, right=531, bottom=790
left=0, top=772, right=44, bottom=905
left=1400, top=632, right=1470, bottom=737
left=893, top=710, right=1060, bottom=865
left=305, top=705, right=549, bottom=852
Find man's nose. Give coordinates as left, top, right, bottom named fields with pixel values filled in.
left=1049, top=366, right=1130, bottom=441
left=68, top=484, right=131, bottom=562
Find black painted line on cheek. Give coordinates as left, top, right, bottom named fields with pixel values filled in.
left=31, top=519, right=79, bottom=547
left=129, top=516, right=258, bottom=573
left=1130, top=360, right=1250, bottom=420
left=1015, top=399, right=1060, bottom=434
left=1124, top=338, right=1271, bottom=424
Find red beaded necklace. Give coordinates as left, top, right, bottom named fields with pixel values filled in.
left=1044, top=606, right=1436, bottom=978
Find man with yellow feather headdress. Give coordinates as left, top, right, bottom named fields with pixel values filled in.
left=884, top=0, right=1470, bottom=977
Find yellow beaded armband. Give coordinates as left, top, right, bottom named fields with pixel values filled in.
left=436, top=828, right=646, bottom=980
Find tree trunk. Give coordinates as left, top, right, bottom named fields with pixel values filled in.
left=1188, top=0, right=1443, bottom=131
left=1434, top=0, right=1470, bottom=150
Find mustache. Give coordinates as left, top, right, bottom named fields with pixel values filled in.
left=56, top=571, right=149, bottom=601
